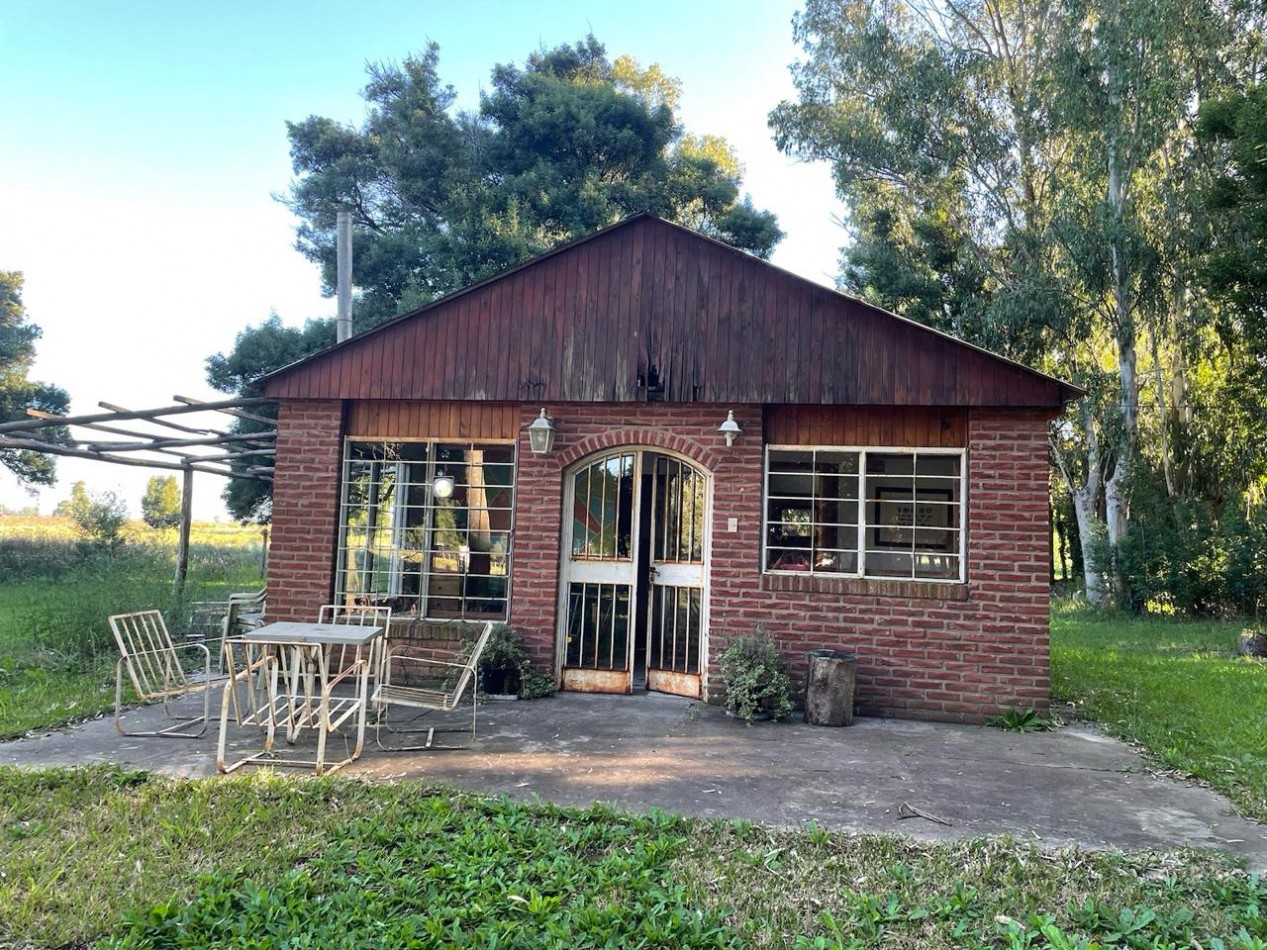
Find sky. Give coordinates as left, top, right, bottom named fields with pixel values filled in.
left=0, top=0, right=845, bottom=522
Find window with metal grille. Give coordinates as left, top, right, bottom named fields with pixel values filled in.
left=336, top=440, right=516, bottom=619
left=763, top=447, right=964, bottom=582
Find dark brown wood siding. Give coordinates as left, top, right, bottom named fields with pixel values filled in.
left=265, top=216, right=1073, bottom=408
left=344, top=401, right=518, bottom=441
left=763, top=406, right=967, bottom=448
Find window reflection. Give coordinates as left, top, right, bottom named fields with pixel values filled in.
left=337, top=440, right=515, bottom=620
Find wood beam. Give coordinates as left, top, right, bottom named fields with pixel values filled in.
left=174, top=466, right=193, bottom=595
left=174, top=394, right=276, bottom=427
left=97, top=401, right=219, bottom=435
left=0, top=437, right=268, bottom=481
left=83, top=431, right=275, bottom=453
left=0, top=397, right=274, bottom=435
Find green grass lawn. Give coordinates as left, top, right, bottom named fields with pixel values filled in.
left=1, top=767, right=1264, bottom=949
left=1050, top=600, right=1267, bottom=822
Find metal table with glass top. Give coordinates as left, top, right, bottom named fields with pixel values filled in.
left=216, top=621, right=384, bottom=775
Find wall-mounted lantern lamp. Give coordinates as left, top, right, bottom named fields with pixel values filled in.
left=527, top=408, right=556, bottom=454
left=718, top=409, right=741, bottom=447
left=432, top=472, right=456, bottom=499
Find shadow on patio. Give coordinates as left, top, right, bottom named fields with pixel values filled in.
left=2, top=688, right=1265, bottom=870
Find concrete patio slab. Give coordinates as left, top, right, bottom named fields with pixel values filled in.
left=2, top=690, right=1263, bottom=870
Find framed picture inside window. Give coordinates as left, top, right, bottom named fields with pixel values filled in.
left=872, top=486, right=954, bottom=549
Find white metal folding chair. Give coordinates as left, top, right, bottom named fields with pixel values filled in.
left=374, top=620, right=494, bottom=751
left=110, top=609, right=225, bottom=738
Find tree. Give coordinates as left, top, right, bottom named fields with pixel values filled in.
left=0, top=272, right=69, bottom=484
left=64, top=482, right=127, bottom=553
left=53, top=480, right=90, bottom=518
left=140, top=475, right=182, bottom=529
left=206, top=314, right=337, bottom=522
left=1200, top=85, right=1267, bottom=358
left=283, top=36, right=783, bottom=330
left=771, top=0, right=1252, bottom=606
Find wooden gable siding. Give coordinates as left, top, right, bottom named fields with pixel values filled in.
left=345, top=401, right=519, bottom=441
left=265, top=216, right=1069, bottom=408
left=764, top=406, right=966, bottom=447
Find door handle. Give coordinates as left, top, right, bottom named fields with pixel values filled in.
left=647, top=565, right=660, bottom=584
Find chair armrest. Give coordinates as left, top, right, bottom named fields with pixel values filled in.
left=122, top=641, right=212, bottom=663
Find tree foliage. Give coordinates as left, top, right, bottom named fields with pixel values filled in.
left=206, top=314, right=336, bottom=523
left=61, top=481, right=128, bottom=553
left=1200, top=85, right=1267, bottom=361
left=0, top=272, right=69, bottom=485
left=283, top=36, right=783, bottom=329
left=140, top=475, right=182, bottom=530
left=772, top=0, right=1267, bottom=612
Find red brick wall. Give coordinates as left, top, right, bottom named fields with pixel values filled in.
left=269, top=398, right=1052, bottom=723
left=267, top=400, right=343, bottom=623
left=509, top=403, right=1052, bottom=723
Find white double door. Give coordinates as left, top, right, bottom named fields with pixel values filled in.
left=559, top=451, right=708, bottom=697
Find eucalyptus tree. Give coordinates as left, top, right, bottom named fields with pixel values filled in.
left=772, top=0, right=1249, bottom=604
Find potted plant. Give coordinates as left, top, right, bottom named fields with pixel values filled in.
left=479, top=623, right=528, bottom=699
left=718, top=625, right=794, bottom=724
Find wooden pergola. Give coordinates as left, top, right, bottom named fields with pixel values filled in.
left=0, top=395, right=277, bottom=590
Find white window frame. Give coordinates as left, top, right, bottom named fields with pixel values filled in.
left=336, top=438, right=518, bottom=619
left=762, top=445, right=967, bottom=584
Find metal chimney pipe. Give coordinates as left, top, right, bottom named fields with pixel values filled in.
left=336, top=210, right=352, bottom=342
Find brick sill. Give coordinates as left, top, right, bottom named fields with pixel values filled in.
left=759, top=572, right=970, bottom=601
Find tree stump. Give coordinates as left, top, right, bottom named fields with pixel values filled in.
left=1238, top=630, right=1267, bottom=658
left=805, top=652, right=857, bottom=727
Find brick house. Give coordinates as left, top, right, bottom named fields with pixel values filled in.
left=261, top=214, right=1078, bottom=723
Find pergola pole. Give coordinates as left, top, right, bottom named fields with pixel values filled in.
left=174, top=465, right=194, bottom=595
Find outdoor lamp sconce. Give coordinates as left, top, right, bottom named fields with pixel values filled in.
left=718, top=409, right=741, bottom=447
left=432, top=473, right=456, bottom=499
left=528, top=408, right=556, bottom=454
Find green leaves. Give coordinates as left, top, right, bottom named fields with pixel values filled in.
left=0, top=271, right=69, bottom=486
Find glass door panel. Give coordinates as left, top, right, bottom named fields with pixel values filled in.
left=561, top=453, right=638, bottom=693
left=645, top=456, right=706, bottom=698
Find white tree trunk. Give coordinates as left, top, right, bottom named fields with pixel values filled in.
left=1072, top=485, right=1108, bottom=605
left=1052, top=409, right=1109, bottom=606
left=1105, top=86, right=1138, bottom=581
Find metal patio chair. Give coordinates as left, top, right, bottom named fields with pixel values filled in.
left=224, top=588, right=267, bottom=637
left=374, top=620, right=495, bottom=751
left=110, top=609, right=224, bottom=738
left=317, top=604, right=393, bottom=687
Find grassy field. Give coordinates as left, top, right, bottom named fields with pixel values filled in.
left=1049, top=600, right=1267, bottom=823
left=0, top=517, right=263, bottom=738
left=1, top=767, right=1264, bottom=949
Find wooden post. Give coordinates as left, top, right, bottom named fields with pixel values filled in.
left=174, top=465, right=194, bottom=595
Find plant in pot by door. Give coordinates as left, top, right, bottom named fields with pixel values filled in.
left=479, top=623, right=528, bottom=699
left=719, top=625, right=794, bottom=724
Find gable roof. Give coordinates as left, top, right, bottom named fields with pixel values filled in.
left=263, top=214, right=1080, bottom=408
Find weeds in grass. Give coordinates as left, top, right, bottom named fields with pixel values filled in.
left=987, top=707, right=1056, bottom=733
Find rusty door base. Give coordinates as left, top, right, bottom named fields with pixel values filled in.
left=645, top=669, right=701, bottom=699
left=561, top=668, right=632, bottom=694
